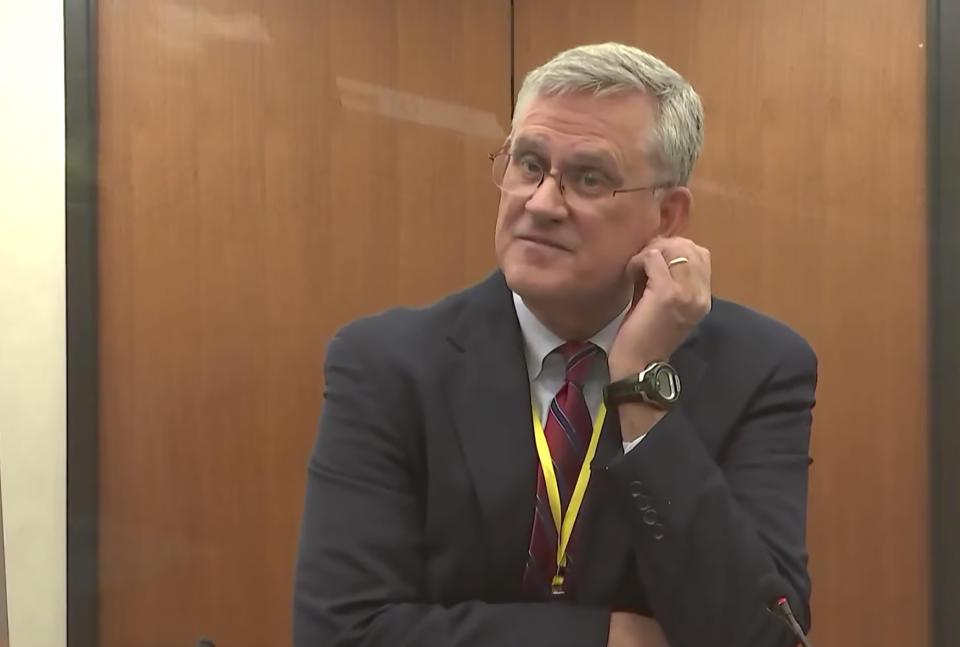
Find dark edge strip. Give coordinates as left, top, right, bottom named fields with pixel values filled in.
left=929, top=0, right=960, bottom=644
left=64, top=0, right=99, bottom=645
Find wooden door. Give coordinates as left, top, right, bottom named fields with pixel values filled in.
left=513, top=2, right=929, bottom=646
left=97, top=2, right=510, bottom=645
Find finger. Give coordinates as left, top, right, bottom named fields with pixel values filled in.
left=694, top=245, right=712, bottom=284
left=625, top=249, right=650, bottom=282
left=655, top=237, right=699, bottom=258
left=649, top=239, right=712, bottom=312
left=656, top=238, right=703, bottom=282
left=625, top=251, right=652, bottom=306
left=653, top=236, right=692, bottom=257
left=675, top=242, right=708, bottom=277
left=661, top=248, right=697, bottom=282
left=655, top=238, right=694, bottom=264
left=640, top=237, right=700, bottom=287
left=665, top=260, right=697, bottom=294
left=670, top=245, right=711, bottom=311
left=640, top=246, right=674, bottom=287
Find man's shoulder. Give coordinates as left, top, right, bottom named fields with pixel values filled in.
left=703, top=297, right=817, bottom=369
left=331, top=272, right=502, bottom=352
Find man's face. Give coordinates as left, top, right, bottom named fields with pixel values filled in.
left=494, top=91, right=665, bottom=306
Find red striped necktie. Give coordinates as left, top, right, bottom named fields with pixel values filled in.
left=522, top=341, right=603, bottom=599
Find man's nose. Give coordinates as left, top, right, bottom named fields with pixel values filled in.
left=525, top=173, right=568, bottom=222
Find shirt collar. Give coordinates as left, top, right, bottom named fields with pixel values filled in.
left=512, top=292, right=630, bottom=382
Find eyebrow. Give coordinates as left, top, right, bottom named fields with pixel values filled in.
left=510, top=135, right=624, bottom=181
left=565, top=151, right=622, bottom=176
left=510, top=135, right=549, bottom=155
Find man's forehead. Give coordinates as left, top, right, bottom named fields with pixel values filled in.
left=516, top=91, right=656, bottom=127
left=510, top=132, right=618, bottom=162
left=512, top=91, right=656, bottom=157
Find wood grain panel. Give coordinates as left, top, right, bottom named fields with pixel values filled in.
left=513, top=2, right=929, bottom=646
left=97, top=2, right=510, bottom=645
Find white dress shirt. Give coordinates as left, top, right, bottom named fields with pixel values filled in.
left=512, top=293, right=646, bottom=454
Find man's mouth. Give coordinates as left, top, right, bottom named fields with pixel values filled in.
left=516, top=235, right=571, bottom=252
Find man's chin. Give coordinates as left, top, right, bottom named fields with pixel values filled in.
left=501, top=263, right=574, bottom=301
left=501, top=261, right=628, bottom=308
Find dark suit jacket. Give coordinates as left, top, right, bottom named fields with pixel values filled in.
left=294, top=271, right=816, bottom=647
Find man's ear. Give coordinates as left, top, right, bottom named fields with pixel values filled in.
left=657, top=186, right=693, bottom=237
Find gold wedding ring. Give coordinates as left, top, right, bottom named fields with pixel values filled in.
left=667, top=256, right=690, bottom=268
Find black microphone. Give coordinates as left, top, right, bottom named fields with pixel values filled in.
left=757, top=574, right=814, bottom=647
left=195, top=638, right=215, bottom=647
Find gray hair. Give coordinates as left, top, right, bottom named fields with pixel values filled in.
left=513, top=42, right=704, bottom=187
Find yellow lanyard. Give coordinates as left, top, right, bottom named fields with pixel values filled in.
left=531, top=400, right=607, bottom=594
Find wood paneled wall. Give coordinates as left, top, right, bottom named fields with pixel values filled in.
left=97, top=2, right=509, bottom=645
left=98, top=1, right=928, bottom=646
left=513, top=2, right=928, bottom=645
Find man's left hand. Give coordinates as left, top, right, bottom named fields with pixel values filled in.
left=608, top=236, right=712, bottom=382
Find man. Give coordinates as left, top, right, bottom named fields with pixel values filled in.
left=294, top=42, right=816, bottom=647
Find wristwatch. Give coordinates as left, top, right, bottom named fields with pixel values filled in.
left=603, top=361, right=682, bottom=410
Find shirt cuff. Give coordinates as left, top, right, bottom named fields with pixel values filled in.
left=622, top=434, right=647, bottom=454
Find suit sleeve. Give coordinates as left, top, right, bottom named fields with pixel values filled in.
left=293, top=331, right=610, bottom=647
left=604, top=336, right=817, bottom=647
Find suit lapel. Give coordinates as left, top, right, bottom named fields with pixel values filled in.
left=444, top=272, right=536, bottom=598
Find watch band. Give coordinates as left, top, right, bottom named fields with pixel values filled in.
left=603, top=361, right=681, bottom=409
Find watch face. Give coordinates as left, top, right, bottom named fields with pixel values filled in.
left=653, top=365, right=681, bottom=401
left=604, top=362, right=682, bottom=409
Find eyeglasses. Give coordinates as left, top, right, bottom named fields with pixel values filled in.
left=488, top=149, right=673, bottom=206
